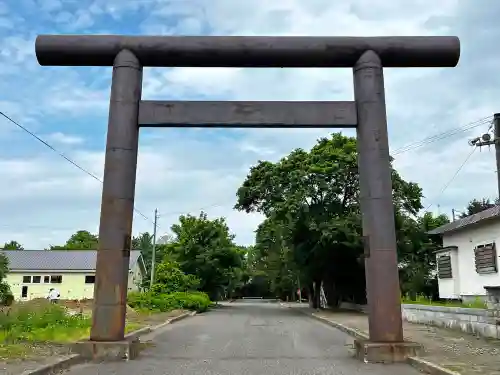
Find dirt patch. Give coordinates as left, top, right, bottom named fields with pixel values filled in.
left=0, top=343, right=73, bottom=375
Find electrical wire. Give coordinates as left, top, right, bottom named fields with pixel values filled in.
left=392, top=116, right=493, bottom=155
left=424, top=145, right=478, bottom=211
left=1, top=110, right=495, bottom=228
left=0, top=111, right=154, bottom=224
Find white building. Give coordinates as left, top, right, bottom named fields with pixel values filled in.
left=429, top=206, right=500, bottom=302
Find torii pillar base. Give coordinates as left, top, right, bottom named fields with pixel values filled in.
left=354, top=339, right=422, bottom=363
left=73, top=338, right=142, bottom=362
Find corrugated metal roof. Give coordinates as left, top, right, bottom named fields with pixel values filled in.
left=0, top=250, right=142, bottom=272
left=428, top=205, right=500, bottom=235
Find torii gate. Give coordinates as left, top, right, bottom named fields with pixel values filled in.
left=35, top=34, right=460, bottom=363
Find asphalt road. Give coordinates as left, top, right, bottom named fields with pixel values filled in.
left=64, top=301, right=421, bottom=375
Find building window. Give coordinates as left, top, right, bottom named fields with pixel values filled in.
left=22, top=276, right=31, bottom=283
left=32, top=276, right=41, bottom=283
left=475, top=243, right=498, bottom=274
left=437, top=255, right=453, bottom=279
left=85, top=275, right=95, bottom=284
left=43, top=276, right=50, bottom=283
left=50, top=275, right=63, bottom=284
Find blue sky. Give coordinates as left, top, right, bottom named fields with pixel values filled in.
left=1, top=0, right=499, bottom=249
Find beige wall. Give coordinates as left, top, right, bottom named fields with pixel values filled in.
left=6, top=272, right=95, bottom=301
left=6, top=262, right=143, bottom=301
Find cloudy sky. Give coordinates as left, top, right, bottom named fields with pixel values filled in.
left=0, top=0, right=498, bottom=249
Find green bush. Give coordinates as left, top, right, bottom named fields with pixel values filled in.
left=151, top=259, right=201, bottom=294
left=0, top=282, right=13, bottom=306
left=128, top=291, right=212, bottom=313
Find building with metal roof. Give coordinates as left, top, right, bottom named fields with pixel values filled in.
left=430, top=206, right=500, bottom=304
left=428, top=205, right=500, bottom=235
left=0, top=250, right=146, bottom=301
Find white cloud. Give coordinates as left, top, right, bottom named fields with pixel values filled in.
left=0, top=0, right=499, bottom=249
left=47, top=132, right=84, bottom=145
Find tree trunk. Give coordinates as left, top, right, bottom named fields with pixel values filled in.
left=309, top=279, right=321, bottom=309
left=314, top=281, right=321, bottom=309
left=308, top=283, right=315, bottom=308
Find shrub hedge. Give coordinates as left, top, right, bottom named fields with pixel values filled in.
left=128, top=291, right=212, bottom=313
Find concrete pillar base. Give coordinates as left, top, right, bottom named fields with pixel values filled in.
left=354, top=339, right=422, bottom=363
left=73, top=338, right=142, bottom=361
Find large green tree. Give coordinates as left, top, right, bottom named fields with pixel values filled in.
left=1, top=241, right=24, bottom=250
left=235, top=132, right=426, bottom=308
left=164, top=212, right=246, bottom=300
left=398, top=212, right=450, bottom=299
left=459, top=197, right=499, bottom=218
left=49, top=230, right=98, bottom=250
left=250, top=218, right=299, bottom=300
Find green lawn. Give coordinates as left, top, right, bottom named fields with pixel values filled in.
left=0, top=300, right=145, bottom=361
left=402, top=295, right=487, bottom=309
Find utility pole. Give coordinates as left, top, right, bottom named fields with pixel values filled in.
left=495, top=113, right=500, bottom=199
left=452, top=208, right=464, bottom=221
left=149, top=209, right=158, bottom=289
left=468, top=113, right=500, bottom=200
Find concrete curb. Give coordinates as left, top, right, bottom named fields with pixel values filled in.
left=309, top=313, right=369, bottom=341
left=20, top=311, right=197, bottom=375
left=19, top=354, right=82, bottom=375
left=296, top=308, right=461, bottom=375
left=407, top=357, right=461, bottom=375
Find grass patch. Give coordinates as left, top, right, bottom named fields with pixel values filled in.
left=0, top=343, right=30, bottom=361
left=0, top=297, right=193, bottom=362
left=0, top=300, right=148, bottom=361
left=0, top=300, right=91, bottom=344
left=402, top=295, right=487, bottom=309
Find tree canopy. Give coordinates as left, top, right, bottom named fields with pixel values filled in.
left=235, top=132, right=447, bottom=306
left=49, top=230, right=98, bottom=250
left=1, top=241, right=24, bottom=250
left=162, top=212, right=246, bottom=300
left=459, top=197, right=499, bottom=218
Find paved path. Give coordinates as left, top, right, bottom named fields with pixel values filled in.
left=63, top=301, right=420, bottom=375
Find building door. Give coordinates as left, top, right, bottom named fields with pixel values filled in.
left=21, top=286, right=28, bottom=299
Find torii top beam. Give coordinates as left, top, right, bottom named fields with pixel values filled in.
left=35, top=35, right=460, bottom=68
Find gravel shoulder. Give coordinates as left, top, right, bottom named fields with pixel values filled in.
left=310, top=308, right=500, bottom=375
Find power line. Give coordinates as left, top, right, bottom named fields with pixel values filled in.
left=424, top=146, right=478, bottom=211
left=392, top=116, right=493, bottom=155
left=0, top=111, right=154, bottom=225
left=2, top=110, right=494, bottom=226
